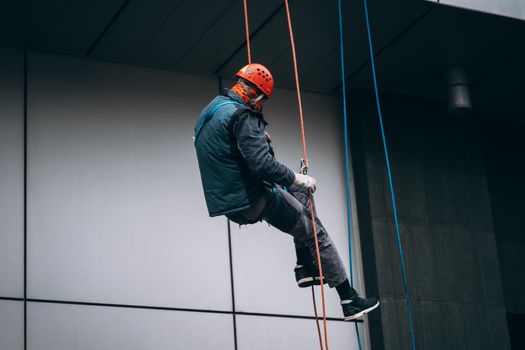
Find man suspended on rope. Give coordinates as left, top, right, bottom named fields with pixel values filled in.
left=193, top=63, right=379, bottom=321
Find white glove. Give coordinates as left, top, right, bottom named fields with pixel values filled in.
left=294, top=172, right=317, bottom=193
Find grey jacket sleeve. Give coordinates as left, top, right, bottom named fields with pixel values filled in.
left=234, top=112, right=295, bottom=187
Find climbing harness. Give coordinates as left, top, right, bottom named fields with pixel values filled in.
left=337, top=0, right=363, bottom=348
left=361, top=0, right=417, bottom=348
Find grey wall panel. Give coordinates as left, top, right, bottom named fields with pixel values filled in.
left=27, top=302, right=234, bottom=350
left=27, top=52, right=232, bottom=310
left=228, top=82, right=363, bottom=318
left=237, top=315, right=357, bottom=350
left=0, top=47, right=24, bottom=297
left=0, top=300, right=24, bottom=350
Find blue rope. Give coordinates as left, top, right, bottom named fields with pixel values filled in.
left=337, top=0, right=362, bottom=349
left=361, top=0, right=417, bottom=348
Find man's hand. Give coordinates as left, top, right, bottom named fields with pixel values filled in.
left=294, top=172, right=317, bottom=193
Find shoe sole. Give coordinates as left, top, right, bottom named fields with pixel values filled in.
left=344, top=301, right=380, bottom=321
left=297, top=276, right=316, bottom=288
left=297, top=276, right=327, bottom=288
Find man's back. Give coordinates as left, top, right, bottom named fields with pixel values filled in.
left=194, top=91, right=262, bottom=217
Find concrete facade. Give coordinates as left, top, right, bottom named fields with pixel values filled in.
left=349, top=89, right=511, bottom=349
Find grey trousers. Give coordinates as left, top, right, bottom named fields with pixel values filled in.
left=227, top=184, right=348, bottom=288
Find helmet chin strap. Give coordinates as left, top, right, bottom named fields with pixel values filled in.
left=240, top=81, right=265, bottom=109
left=250, top=94, right=265, bottom=108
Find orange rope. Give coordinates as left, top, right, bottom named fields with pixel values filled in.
left=283, top=1, right=307, bottom=165
left=311, top=287, right=323, bottom=350
left=284, top=1, right=329, bottom=349
left=242, top=0, right=251, bottom=64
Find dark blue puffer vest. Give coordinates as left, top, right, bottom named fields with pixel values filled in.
left=194, top=91, right=265, bottom=216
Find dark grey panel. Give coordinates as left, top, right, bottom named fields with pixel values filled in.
left=89, top=0, right=186, bottom=60
left=371, top=219, right=395, bottom=297
left=441, top=302, right=468, bottom=350
left=472, top=48, right=525, bottom=120
left=424, top=126, right=472, bottom=227
left=0, top=0, right=16, bottom=22
left=476, top=232, right=505, bottom=305
left=454, top=229, right=485, bottom=304
left=419, top=300, right=445, bottom=350
left=388, top=222, right=417, bottom=299
left=386, top=162, right=429, bottom=224
left=483, top=121, right=525, bottom=315
left=485, top=305, right=512, bottom=349
left=466, top=167, right=493, bottom=229
left=353, top=89, right=512, bottom=349
left=0, top=0, right=70, bottom=46
left=349, top=3, right=525, bottom=102
left=178, top=0, right=283, bottom=73
left=239, top=0, right=341, bottom=89
left=39, top=0, right=128, bottom=53
left=463, top=303, right=489, bottom=350
left=431, top=227, right=464, bottom=302
left=137, top=0, right=282, bottom=74
left=1, top=0, right=523, bottom=101
left=411, top=224, right=440, bottom=301
left=395, top=298, right=424, bottom=350
left=127, top=0, right=232, bottom=67
left=379, top=297, right=401, bottom=350
left=217, top=4, right=292, bottom=85
left=337, top=0, right=431, bottom=90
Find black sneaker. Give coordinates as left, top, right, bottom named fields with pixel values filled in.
left=341, top=296, right=380, bottom=321
left=294, top=265, right=326, bottom=288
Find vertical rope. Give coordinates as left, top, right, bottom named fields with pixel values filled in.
left=361, top=0, right=417, bottom=348
left=283, top=0, right=308, bottom=165
left=242, top=0, right=251, bottom=64
left=311, top=287, right=324, bottom=350
left=337, top=0, right=363, bottom=349
left=284, top=1, right=329, bottom=349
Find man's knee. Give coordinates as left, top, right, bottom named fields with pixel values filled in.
left=264, top=187, right=302, bottom=232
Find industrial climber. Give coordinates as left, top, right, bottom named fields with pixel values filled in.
left=193, top=63, right=379, bottom=321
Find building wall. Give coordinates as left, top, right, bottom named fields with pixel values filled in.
left=349, top=89, right=511, bottom=350
left=0, top=46, right=366, bottom=349
left=483, top=119, right=525, bottom=349
left=0, top=47, right=25, bottom=350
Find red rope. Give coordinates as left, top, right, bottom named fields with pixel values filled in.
left=242, top=0, right=251, bottom=64
left=283, top=1, right=307, bottom=165
left=284, top=1, right=329, bottom=349
left=311, top=287, right=324, bottom=350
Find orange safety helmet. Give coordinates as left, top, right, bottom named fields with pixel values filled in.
left=235, top=63, right=274, bottom=98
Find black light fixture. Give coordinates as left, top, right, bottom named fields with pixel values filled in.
left=445, top=66, right=472, bottom=116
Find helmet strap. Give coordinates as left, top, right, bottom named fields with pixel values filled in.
left=239, top=80, right=265, bottom=109
left=250, top=94, right=265, bottom=108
